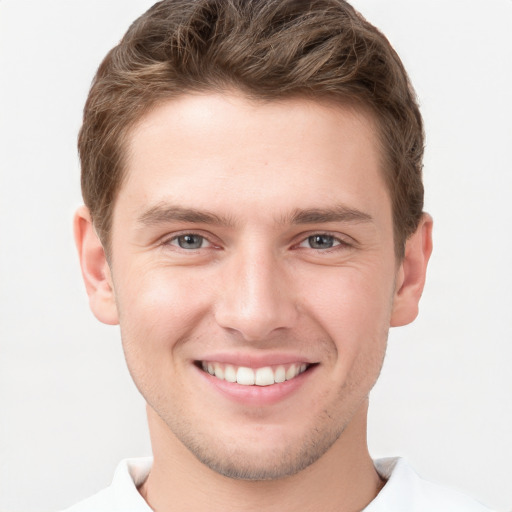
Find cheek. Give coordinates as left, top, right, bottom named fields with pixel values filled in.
left=299, top=262, right=394, bottom=387
left=303, top=264, right=395, bottom=335
left=114, top=267, right=213, bottom=357
left=114, top=267, right=214, bottom=406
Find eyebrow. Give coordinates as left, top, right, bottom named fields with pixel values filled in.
left=137, top=204, right=235, bottom=227
left=285, top=205, right=374, bottom=225
left=137, top=203, right=373, bottom=228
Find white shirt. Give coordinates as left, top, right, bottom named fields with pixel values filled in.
left=63, top=457, right=495, bottom=511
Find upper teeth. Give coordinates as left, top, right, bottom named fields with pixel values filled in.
left=201, top=362, right=308, bottom=386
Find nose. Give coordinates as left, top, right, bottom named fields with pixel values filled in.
left=214, top=247, right=299, bottom=342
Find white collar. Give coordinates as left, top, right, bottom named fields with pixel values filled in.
left=70, top=456, right=493, bottom=511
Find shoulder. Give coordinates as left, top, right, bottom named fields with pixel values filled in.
left=366, top=458, right=495, bottom=512
left=60, top=457, right=153, bottom=512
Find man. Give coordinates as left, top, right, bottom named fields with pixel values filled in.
left=68, top=0, right=493, bottom=510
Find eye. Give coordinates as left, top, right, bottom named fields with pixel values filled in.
left=300, top=234, right=341, bottom=250
left=169, top=234, right=210, bottom=250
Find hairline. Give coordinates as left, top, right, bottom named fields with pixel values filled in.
left=97, top=88, right=406, bottom=262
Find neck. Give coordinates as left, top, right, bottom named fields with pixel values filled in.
left=139, top=402, right=385, bottom=512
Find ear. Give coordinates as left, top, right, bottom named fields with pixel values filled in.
left=73, top=206, right=119, bottom=325
left=390, top=213, right=433, bottom=327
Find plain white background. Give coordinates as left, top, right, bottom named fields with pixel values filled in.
left=0, top=1, right=511, bottom=510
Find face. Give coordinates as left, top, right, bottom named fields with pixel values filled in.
left=82, top=93, right=426, bottom=480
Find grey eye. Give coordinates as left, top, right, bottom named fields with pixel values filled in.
left=174, top=234, right=205, bottom=249
left=307, top=234, right=336, bottom=249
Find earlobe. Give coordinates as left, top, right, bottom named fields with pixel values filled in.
left=74, top=206, right=119, bottom=325
left=390, top=214, right=433, bottom=327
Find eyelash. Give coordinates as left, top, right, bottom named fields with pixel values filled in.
left=296, top=233, right=352, bottom=253
left=166, top=232, right=213, bottom=250
left=162, top=231, right=351, bottom=252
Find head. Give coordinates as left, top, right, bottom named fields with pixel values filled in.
left=79, top=0, right=424, bottom=260
left=75, top=0, right=432, bottom=483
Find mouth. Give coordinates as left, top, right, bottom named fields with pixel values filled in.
left=196, top=361, right=313, bottom=386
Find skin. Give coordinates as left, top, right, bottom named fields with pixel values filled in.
left=75, top=93, right=432, bottom=511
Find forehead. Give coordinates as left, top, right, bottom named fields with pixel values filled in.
left=118, top=93, right=390, bottom=225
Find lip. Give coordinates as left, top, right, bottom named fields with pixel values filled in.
left=195, top=352, right=315, bottom=368
left=194, top=355, right=318, bottom=406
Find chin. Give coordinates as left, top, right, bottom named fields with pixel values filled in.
left=175, top=418, right=345, bottom=481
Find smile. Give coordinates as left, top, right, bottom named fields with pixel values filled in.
left=199, top=362, right=311, bottom=386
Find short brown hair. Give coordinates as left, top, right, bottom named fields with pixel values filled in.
left=79, top=0, right=424, bottom=258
